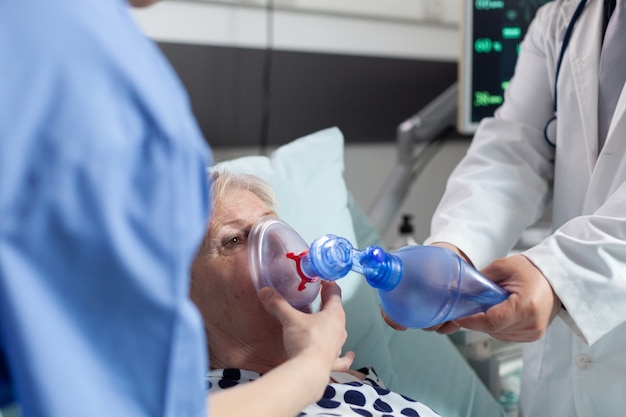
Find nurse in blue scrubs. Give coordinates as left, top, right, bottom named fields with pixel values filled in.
left=0, top=1, right=349, bottom=417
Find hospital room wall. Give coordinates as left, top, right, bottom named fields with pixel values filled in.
left=132, top=0, right=468, bottom=247
left=343, top=139, right=470, bottom=248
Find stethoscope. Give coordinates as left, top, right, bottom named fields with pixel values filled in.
left=543, top=0, right=589, bottom=147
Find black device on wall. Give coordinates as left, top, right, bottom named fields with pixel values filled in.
left=457, top=0, right=553, bottom=134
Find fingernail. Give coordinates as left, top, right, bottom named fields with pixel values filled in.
left=258, top=287, right=273, bottom=302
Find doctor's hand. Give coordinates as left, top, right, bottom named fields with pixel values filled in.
left=452, top=254, right=562, bottom=342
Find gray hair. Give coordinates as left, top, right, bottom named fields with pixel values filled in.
left=209, top=170, right=278, bottom=212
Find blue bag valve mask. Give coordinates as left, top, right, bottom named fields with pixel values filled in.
left=248, top=216, right=508, bottom=328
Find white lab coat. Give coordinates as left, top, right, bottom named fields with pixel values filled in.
left=426, top=0, right=626, bottom=415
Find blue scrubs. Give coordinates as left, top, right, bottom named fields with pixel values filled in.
left=0, top=1, right=211, bottom=416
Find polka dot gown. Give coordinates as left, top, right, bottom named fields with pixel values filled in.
left=208, top=368, right=441, bottom=417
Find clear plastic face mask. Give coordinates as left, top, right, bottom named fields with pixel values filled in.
left=248, top=215, right=321, bottom=310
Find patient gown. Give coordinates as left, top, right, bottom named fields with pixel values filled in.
left=208, top=368, right=442, bottom=417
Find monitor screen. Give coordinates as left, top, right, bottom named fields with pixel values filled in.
left=457, top=0, right=553, bottom=134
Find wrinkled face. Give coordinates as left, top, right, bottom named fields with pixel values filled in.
left=190, top=187, right=286, bottom=368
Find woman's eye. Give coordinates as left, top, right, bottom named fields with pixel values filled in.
left=225, top=236, right=241, bottom=247
left=222, top=233, right=248, bottom=250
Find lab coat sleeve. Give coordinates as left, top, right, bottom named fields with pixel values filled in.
left=424, top=3, right=559, bottom=268
left=0, top=2, right=210, bottom=416
left=524, top=180, right=626, bottom=345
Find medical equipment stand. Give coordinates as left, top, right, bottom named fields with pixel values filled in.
left=367, top=82, right=458, bottom=236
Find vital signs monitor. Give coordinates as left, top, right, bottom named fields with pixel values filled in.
left=458, top=0, right=552, bottom=134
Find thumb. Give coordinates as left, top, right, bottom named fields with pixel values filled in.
left=332, top=351, right=355, bottom=372
left=258, top=287, right=298, bottom=325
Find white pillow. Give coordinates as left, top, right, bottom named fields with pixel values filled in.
left=210, top=127, right=397, bottom=384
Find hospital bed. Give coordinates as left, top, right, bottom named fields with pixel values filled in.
left=210, top=122, right=511, bottom=417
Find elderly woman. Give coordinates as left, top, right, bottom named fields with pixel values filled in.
left=191, top=171, right=441, bottom=417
